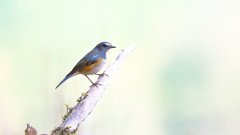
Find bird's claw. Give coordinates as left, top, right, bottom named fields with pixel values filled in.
left=95, top=73, right=109, bottom=77
left=89, top=82, right=102, bottom=88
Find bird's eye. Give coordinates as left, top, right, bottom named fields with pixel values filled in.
left=103, top=45, right=107, bottom=47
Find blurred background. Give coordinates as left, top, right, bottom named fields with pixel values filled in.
left=1, top=0, right=240, bottom=134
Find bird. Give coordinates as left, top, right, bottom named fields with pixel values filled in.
left=55, top=42, right=116, bottom=89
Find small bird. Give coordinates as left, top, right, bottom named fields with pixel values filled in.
left=56, top=42, right=116, bottom=89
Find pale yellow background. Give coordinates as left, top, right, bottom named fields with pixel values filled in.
left=1, top=0, right=240, bottom=135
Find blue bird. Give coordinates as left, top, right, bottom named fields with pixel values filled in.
left=56, top=42, right=116, bottom=89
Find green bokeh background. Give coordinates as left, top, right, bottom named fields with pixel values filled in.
left=1, top=0, right=240, bottom=134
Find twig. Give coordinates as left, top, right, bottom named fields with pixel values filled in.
left=25, top=124, right=37, bottom=135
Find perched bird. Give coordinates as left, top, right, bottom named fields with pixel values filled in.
left=56, top=42, right=116, bottom=89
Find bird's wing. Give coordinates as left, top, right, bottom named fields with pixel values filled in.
left=55, top=52, right=100, bottom=89
left=66, top=53, right=100, bottom=76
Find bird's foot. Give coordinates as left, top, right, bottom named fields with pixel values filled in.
left=89, top=82, right=102, bottom=88
left=95, top=73, right=109, bottom=77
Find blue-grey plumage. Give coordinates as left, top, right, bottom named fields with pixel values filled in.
left=55, top=42, right=116, bottom=89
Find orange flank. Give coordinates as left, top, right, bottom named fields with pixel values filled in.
left=82, top=57, right=101, bottom=72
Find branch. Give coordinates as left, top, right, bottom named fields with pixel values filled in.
left=24, top=43, right=135, bottom=135
left=51, top=43, right=136, bottom=134
left=25, top=124, right=37, bottom=135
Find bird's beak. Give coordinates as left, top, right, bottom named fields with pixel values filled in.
left=111, top=46, right=116, bottom=48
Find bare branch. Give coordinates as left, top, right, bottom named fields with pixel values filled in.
left=25, top=43, right=135, bottom=135
left=25, top=124, right=37, bottom=135
left=51, top=43, right=136, bottom=134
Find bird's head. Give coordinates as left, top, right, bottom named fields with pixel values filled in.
left=96, top=42, right=116, bottom=53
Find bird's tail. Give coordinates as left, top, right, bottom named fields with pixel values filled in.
left=55, top=74, right=72, bottom=89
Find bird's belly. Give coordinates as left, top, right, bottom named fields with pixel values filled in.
left=80, top=58, right=106, bottom=75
